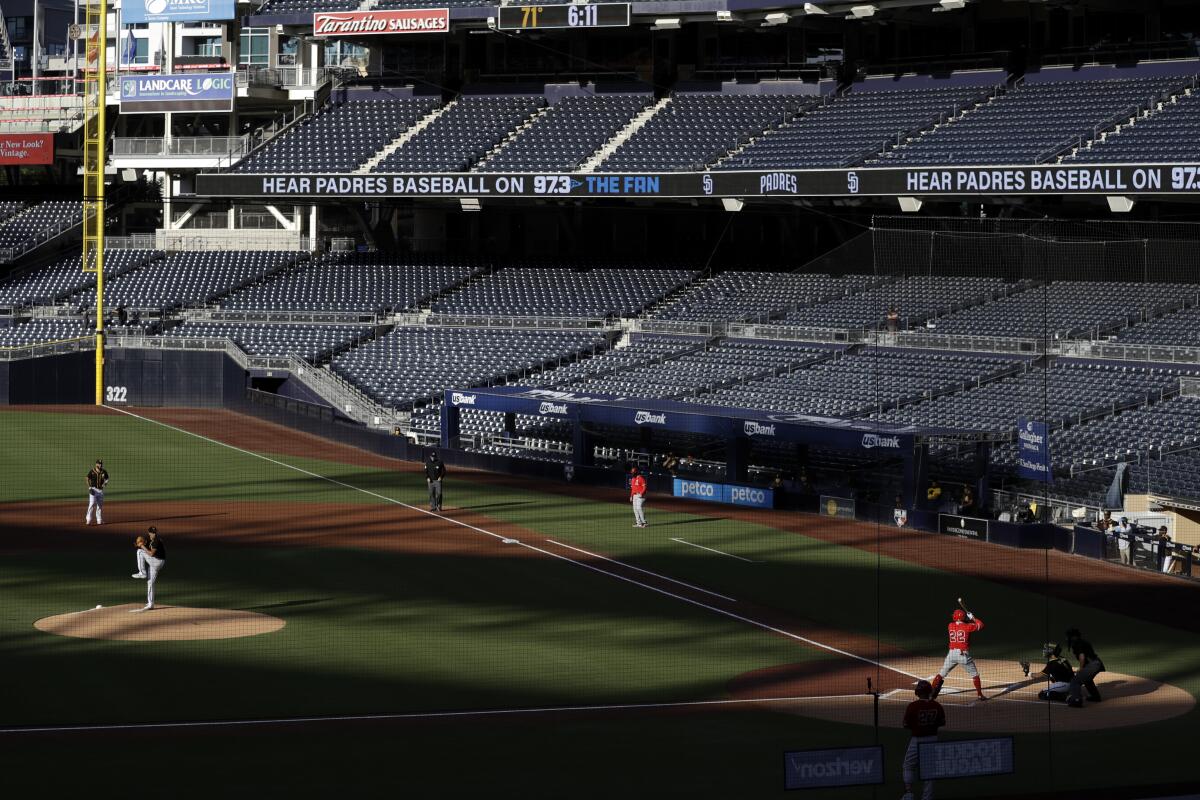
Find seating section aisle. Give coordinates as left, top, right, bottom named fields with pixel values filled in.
left=232, top=98, right=439, bottom=173
left=778, top=276, right=1008, bottom=330
left=220, top=254, right=481, bottom=314
left=479, top=94, right=652, bottom=173
left=433, top=266, right=697, bottom=317
left=1113, top=306, right=1200, bottom=346
left=650, top=271, right=877, bottom=323
left=876, top=77, right=1185, bottom=165
left=71, top=251, right=297, bottom=311
left=873, top=360, right=1180, bottom=434
left=331, top=327, right=605, bottom=409
left=166, top=321, right=374, bottom=361
left=720, top=86, right=988, bottom=170
left=599, top=93, right=806, bottom=172
left=0, top=250, right=160, bottom=308
left=1069, top=91, right=1200, bottom=163
left=924, top=281, right=1198, bottom=339
left=539, top=339, right=836, bottom=399
left=374, top=96, right=545, bottom=173
left=697, top=348, right=1022, bottom=417
left=0, top=200, right=83, bottom=252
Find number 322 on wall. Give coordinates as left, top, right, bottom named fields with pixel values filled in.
left=105, top=386, right=128, bottom=403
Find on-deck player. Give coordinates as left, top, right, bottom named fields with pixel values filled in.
left=930, top=607, right=987, bottom=701
left=901, top=679, right=945, bottom=800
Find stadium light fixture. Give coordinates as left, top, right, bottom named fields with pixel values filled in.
left=721, top=198, right=745, bottom=212
left=1107, top=196, right=1135, bottom=213
left=651, top=17, right=682, bottom=29
left=763, top=12, right=790, bottom=25
left=802, top=3, right=828, bottom=14
left=850, top=4, right=877, bottom=17
left=897, top=196, right=923, bottom=213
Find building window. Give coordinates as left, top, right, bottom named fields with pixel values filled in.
left=7, top=17, right=29, bottom=41
left=239, top=27, right=269, bottom=65
left=193, top=36, right=221, bottom=57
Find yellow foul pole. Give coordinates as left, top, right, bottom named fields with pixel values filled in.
left=82, top=0, right=107, bottom=404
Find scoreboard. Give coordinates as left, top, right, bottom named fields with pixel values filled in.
left=496, top=3, right=631, bottom=30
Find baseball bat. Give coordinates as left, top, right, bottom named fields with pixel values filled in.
left=957, top=596, right=973, bottom=616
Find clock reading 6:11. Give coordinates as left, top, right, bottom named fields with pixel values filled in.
left=498, top=3, right=632, bottom=30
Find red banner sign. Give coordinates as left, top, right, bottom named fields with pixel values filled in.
left=313, top=8, right=450, bottom=36
left=0, top=134, right=55, bottom=165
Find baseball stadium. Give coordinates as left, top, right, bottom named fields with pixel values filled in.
left=4, top=0, right=1200, bottom=797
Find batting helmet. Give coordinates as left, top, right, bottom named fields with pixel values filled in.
left=952, top=609, right=967, bottom=623
left=915, top=680, right=933, bottom=699
left=1042, top=642, right=1061, bottom=658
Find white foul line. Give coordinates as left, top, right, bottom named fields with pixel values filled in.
left=105, top=406, right=924, bottom=681
left=545, top=539, right=737, bottom=602
left=670, top=537, right=757, bottom=563
left=0, top=692, right=874, bottom=735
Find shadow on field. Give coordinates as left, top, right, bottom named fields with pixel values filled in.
left=238, top=598, right=335, bottom=612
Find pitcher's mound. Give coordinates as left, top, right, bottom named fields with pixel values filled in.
left=35, top=605, right=285, bottom=641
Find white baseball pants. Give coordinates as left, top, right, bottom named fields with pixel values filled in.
left=632, top=495, right=646, bottom=526
left=903, top=735, right=937, bottom=800
left=939, top=649, right=979, bottom=678
left=136, top=550, right=165, bottom=607
left=86, top=489, right=104, bottom=524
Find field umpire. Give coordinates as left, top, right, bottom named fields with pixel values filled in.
left=425, top=450, right=446, bottom=512
left=85, top=459, right=109, bottom=525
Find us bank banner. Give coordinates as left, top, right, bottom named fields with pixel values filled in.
left=194, top=164, right=1200, bottom=200
left=123, top=0, right=235, bottom=24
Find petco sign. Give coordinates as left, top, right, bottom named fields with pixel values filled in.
left=784, top=746, right=884, bottom=790
left=120, top=73, right=234, bottom=114
left=450, top=392, right=477, bottom=406
left=673, top=479, right=773, bottom=509
left=861, top=433, right=901, bottom=450
left=313, top=9, right=450, bottom=36
left=123, top=0, right=234, bottom=24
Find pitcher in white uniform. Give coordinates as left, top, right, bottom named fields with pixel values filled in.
left=131, top=526, right=166, bottom=612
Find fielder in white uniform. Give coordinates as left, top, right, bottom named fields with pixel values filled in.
left=131, top=526, right=166, bottom=612
left=85, top=459, right=109, bottom=525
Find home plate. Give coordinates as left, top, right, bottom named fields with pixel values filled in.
left=502, top=538, right=519, bottom=544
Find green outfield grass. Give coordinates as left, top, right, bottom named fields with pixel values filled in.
left=3, top=407, right=1200, bottom=798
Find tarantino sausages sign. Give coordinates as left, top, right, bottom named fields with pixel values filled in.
left=193, top=164, right=1200, bottom=199
left=313, top=9, right=449, bottom=36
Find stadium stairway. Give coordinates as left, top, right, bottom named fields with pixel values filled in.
left=578, top=96, right=670, bottom=173
left=355, top=100, right=454, bottom=174
left=872, top=84, right=1007, bottom=166
left=710, top=96, right=826, bottom=170
left=1063, top=82, right=1198, bottom=163
left=472, top=104, right=556, bottom=172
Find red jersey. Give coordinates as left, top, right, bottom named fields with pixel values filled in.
left=947, top=618, right=983, bottom=651
left=902, top=699, right=946, bottom=737
left=630, top=475, right=647, bottom=497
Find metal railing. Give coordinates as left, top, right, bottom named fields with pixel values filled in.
left=870, top=330, right=1043, bottom=355
left=630, top=318, right=717, bottom=337
left=726, top=322, right=853, bottom=344
left=424, top=314, right=610, bottom=331
left=0, top=213, right=84, bottom=263
left=195, top=309, right=379, bottom=325
left=236, top=66, right=329, bottom=90
left=1055, top=339, right=1200, bottom=365
left=0, top=335, right=93, bottom=361
left=285, top=353, right=402, bottom=427
left=113, top=136, right=250, bottom=158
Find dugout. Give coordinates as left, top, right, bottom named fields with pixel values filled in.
left=441, top=387, right=994, bottom=508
